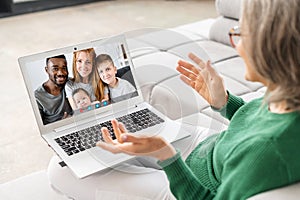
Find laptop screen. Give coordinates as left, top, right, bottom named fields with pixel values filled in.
left=20, top=35, right=139, bottom=127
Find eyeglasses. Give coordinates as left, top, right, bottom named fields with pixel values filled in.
left=228, top=26, right=241, bottom=48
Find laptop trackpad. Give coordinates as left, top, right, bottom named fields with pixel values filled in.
left=87, top=147, right=133, bottom=167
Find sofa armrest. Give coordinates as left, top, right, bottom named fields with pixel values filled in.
left=215, top=0, right=242, bottom=20
left=209, top=0, right=241, bottom=46
left=209, top=16, right=239, bottom=46
left=247, top=182, right=300, bottom=200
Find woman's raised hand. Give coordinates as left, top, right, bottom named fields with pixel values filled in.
left=96, top=119, right=177, bottom=161
left=176, top=53, right=227, bottom=109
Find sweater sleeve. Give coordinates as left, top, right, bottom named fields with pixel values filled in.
left=214, top=139, right=289, bottom=199
left=158, top=151, right=215, bottom=200
left=212, top=91, right=245, bottom=120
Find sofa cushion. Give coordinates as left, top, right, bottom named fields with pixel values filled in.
left=214, top=57, right=264, bottom=92
left=215, top=0, right=242, bottom=20
left=176, top=112, right=228, bottom=133
left=168, top=28, right=206, bottom=41
left=149, top=75, right=209, bottom=120
left=133, top=52, right=181, bottom=101
left=177, top=89, right=265, bottom=132
left=127, top=37, right=159, bottom=59
left=209, top=16, right=239, bottom=46
left=247, top=182, right=300, bottom=200
left=131, top=29, right=205, bottom=51
left=221, top=75, right=251, bottom=95
left=168, top=40, right=238, bottom=63
left=133, top=52, right=180, bottom=79
left=208, top=0, right=242, bottom=46
left=0, top=170, right=68, bottom=200
left=174, top=18, right=216, bottom=39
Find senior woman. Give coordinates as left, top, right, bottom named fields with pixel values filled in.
left=48, top=0, right=300, bottom=199
left=98, top=0, right=300, bottom=199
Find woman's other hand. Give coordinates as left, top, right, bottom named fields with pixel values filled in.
left=176, top=53, right=227, bottom=109
left=96, top=119, right=177, bottom=161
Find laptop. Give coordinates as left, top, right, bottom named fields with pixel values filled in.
left=18, top=34, right=190, bottom=178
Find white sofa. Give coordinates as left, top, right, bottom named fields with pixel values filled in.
left=126, top=1, right=264, bottom=132
left=124, top=0, right=300, bottom=199
left=2, top=0, right=300, bottom=199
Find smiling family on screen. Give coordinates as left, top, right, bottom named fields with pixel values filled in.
left=34, top=46, right=137, bottom=125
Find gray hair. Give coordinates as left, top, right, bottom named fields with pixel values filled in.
left=241, top=0, right=300, bottom=110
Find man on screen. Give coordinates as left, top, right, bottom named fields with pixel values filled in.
left=34, top=55, right=73, bottom=125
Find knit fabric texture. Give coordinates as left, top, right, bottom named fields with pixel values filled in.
left=159, top=93, right=300, bottom=200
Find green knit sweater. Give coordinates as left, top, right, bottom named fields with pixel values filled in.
left=158, top=93, right=300, bottom=200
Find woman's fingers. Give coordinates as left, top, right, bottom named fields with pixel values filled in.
left=205, top=60, right=217, bottom=77
left=121, top=134, right=143, bottom=144
left=177, top=55, right=215, bottom=84
left=99, top=120, right=128, bottom=145
left=181, top=53, right=216, bottom=77
left=177, top=60, right=200, bottom=75
left=118, top=122, right=127, bottom=133
left=101, top=127, right=114, bottom=144
left=188, top=53, right=218, bottom=80
left=179, top=53, right=219, bottom=84
left=179, top=74, right=192, bottom=86
left=176, top=65, right=198, bottom=80
left=96, top=141, right=120, bottom=154
left=188, top=53, right=206, bottom=69
left=111, top=119, right=123, bottom=143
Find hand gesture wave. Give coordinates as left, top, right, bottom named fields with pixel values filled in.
left=176, top=53, right=227, bottom=109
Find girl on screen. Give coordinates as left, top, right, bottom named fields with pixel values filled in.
left=66, top=48, right=108, bottom=109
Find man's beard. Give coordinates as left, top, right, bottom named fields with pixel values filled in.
left=56, top=82, right=66, bottom=88
left=53, top=75, right=68, bottom=88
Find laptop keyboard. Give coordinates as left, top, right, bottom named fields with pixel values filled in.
left=54, top=108, right=165, bottom=156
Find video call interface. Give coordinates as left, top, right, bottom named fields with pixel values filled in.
left=28, top=40, right=138, bottom=125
